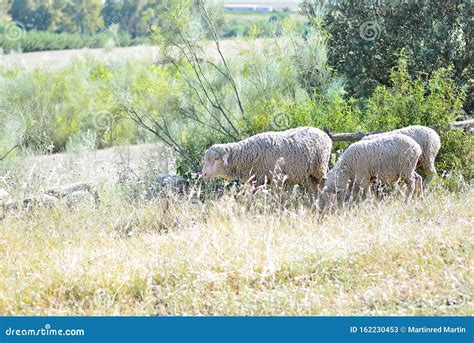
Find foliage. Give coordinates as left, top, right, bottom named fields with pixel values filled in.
left=102, top=0, right=160, bottom=38
left=0, top=60, right=154, bottom=153
left=436, top=130, right=473, bottom=191
left=302, top=0, right=473, bottom=114
left=8, top=0, right=52, bottom=31
left=60, top=0, right=104, bottom=34
left=365, top=55, right=466, bottom=130
left=221, top=12, right=305, bottom=38
left=9, top=0, right=104, bottom=34
left=0, top=20, right=144, bottom=52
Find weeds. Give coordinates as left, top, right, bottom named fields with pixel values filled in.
left=0, top=178, right=472, bottom=315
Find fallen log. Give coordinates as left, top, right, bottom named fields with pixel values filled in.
left=446, top=119, right=474, bottom=130
left=324, top=120, right=474, bottom=142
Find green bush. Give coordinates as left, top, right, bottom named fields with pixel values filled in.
left=365, top=56, right=466, bottom=130
left=436, top=130, right=474, bottom=190
left=302, top=0, right=472, bottom=113
left=0, top=59, right=158, bottom=153
left=0, top=21, right=146, bottom=52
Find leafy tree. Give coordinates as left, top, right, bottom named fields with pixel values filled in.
left=101, top=0, right=165, bottom=37
left=9, top=0, right=52, bottom=30
left=60, top=0, right=103, bottom=34
left=101, top=0, right=140, bottom=36
left=302, top=0, right=473, bottom=114
left=0, top=1, right=11, bottom=20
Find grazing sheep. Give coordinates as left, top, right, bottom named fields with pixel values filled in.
left=362, top=125, right=441, bottom=185
left=320, top=134, right=423, bottom=212
left=201, top=127, right=332, bottom=193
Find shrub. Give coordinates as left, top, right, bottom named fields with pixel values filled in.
left=302, top=0, right=472, bottom=114
left=0, top=20, right=146, bottom=53
left=436, top=130, right=474, bottom=190
left=365, top=55, right=466, bottom=131
left=0, top=59, right=156, bottom=153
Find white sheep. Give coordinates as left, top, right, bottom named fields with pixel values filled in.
left=362, top=125, right=441, bottom=185
left=320, top=134, right=423, bottom=212
left=202, top=126, right=332, bottom=193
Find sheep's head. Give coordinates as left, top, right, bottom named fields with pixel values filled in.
left=202, top=145, right=231, bottom=180
left=318, top=169, right=344, bottom=213
left=319, top=187, right=336, bottom=213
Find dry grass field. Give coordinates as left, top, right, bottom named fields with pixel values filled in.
left=0, top=12, right=472, bottom=317
left=0, top=146, right=472, bottom=315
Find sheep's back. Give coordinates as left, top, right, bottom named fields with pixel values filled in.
left=236, top=127, right=330, bottom=182
left=339, top=135, right=422, bottom=183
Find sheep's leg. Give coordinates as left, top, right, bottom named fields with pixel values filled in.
left=420, top=159, right=436, bottom=189
left=404, top=175, right=416, bottom=203
left=344, top=179, right=354, bottom=203
left=353, top=176, right=370, bottom=202
left=415, top=173, right=424, bottom=200
left=423, top=168, right=436, bottom=189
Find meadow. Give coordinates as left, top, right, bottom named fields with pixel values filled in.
left=0, top=163, right=472, bottom=315
left=0, top=1, right=472, bottom=316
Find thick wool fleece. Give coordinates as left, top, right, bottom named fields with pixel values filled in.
left=362, top=125, right=440, bottom=183
left=205, top=126, right=332, bottom=186
left=322, top=134, right=422, bottom=208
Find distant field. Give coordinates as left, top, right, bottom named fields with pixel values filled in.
left=223, top=0, right=303, bottom=10
left=0, top=39, right=259, bottom=70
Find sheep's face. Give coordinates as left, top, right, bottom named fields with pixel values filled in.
left=202, top=147, right=229, bottom=180
left=318, top=188, right=336, bottom=213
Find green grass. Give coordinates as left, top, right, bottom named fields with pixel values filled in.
left=0, top=186, right=472, bottom=315
left=221, top=12, right=306, bottom=37
left=0, top=23, right=146, bottom=53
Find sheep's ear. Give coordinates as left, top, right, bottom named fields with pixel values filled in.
left=222, top=153, right=230, bottom=166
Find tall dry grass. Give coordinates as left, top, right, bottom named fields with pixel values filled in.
left=0, top=185, right=472, bottom=315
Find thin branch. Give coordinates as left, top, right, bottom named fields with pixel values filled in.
left=0, top=142, right=21, bottom=162
left=125, top=105, right=198, bottom=168
left=199, top=0, right=245, bottom=116
left=177, top=32, right=240, bottom=135
left=177, top=106, right=230, bottom=136
left=169, top=59, right=238, bottom=139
